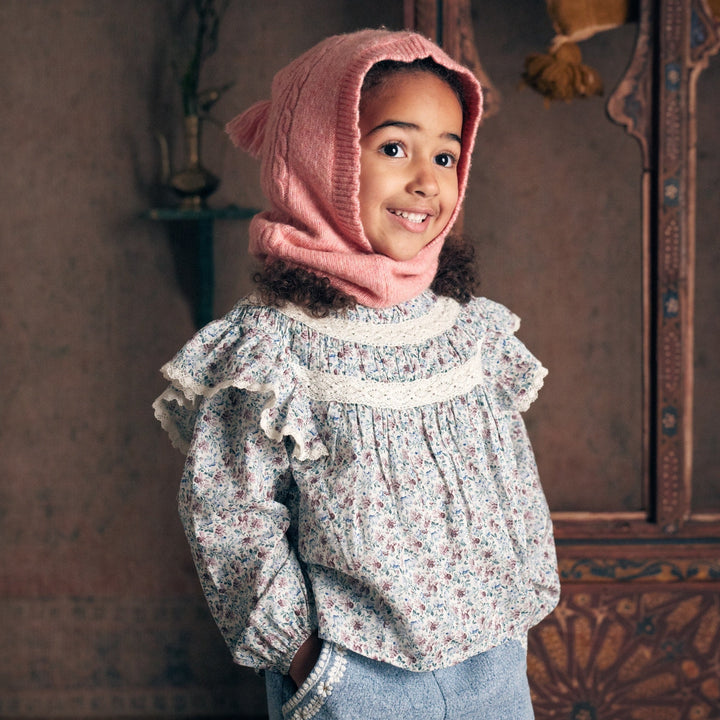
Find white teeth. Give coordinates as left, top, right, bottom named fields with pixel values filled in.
left=392, top=210, right=427, bottom=223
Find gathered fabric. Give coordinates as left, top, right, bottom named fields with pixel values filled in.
left=224, top=29, right=483, bottom=308
left=153, top=292, right=559, bottom=674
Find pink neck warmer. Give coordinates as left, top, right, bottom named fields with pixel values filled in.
left=226, top=29, right=483, bottom=308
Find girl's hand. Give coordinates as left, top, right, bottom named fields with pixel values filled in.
left=289, top=632, right=323, bottom=689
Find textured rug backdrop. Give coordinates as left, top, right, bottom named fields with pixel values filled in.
left=0, top=597, right=263, bottom=718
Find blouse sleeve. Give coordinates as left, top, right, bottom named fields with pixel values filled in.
left=507, top=410, right=560, bottom=623
left=152, top=307, right=325, bottom=673
left=472, top=298, right=548, bottom=413
left=470, top=298, right=559, bottom=620
left=179, top=386, right=316, bottom=674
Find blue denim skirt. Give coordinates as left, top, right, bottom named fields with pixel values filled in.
left=265, top=639, right=533, bottom=720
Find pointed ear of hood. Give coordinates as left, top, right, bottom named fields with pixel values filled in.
left=225, top=99, right=271, bottom=158
left=222, top=29, right=483, bottom=308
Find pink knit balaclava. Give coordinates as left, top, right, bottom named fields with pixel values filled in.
left=226, top=29, right=483, bottom=308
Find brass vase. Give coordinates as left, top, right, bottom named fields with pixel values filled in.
left=169, top=114, right=219, bottom=210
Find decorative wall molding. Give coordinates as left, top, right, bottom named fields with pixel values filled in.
left=559, top=557, right=720, bottom=583
left=528, top=589, right=720, bottom=719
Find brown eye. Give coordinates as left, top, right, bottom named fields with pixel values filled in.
left=435, top=153, right=456, bottom=168
left=381, top=142, right=406, bottom=158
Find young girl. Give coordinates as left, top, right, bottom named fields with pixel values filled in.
left=154, top=28, right=559, bottom=720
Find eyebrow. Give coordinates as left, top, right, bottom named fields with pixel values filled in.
left=365, top=119, right=462, bottom=146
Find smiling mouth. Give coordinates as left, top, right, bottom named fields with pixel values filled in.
left=389, top=209, right=429, bottom=224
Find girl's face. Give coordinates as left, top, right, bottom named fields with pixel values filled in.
left=358, top=71, right=463, bottom=262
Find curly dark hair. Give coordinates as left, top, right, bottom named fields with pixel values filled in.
left=253, top=57, right=478, bottom=317
left=253, top=236, right=478, bottom=317
left=360, top=56, right=466, bottom=115
left=430, top=234, right=478, bottom=304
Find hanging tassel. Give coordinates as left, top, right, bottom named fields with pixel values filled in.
left=546, top=0, right=635, bottom=45
left=522, top=41, right=603, bottom=103
left=225, top=99, right=272, bottom=158
left=522, top=0, right=635, bottom=104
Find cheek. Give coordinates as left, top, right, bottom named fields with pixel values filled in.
left=357, top=161, right=375, bottom=209
left=442, top=177, right=460, bottom=213
left=358, top=163, right=388, bottom=215
left=357, top=181, right=373, bottom=225
left=357, top=174, right=379, bottom=235
left=360, top=158, right=388, bottom=192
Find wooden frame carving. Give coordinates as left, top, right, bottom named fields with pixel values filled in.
left=555, top=0, right=720, bottom=543
left=405, top=0, right=720, bottom=550
left=405, top=4, right=720, bottom=713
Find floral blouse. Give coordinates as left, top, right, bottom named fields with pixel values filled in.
left=153, top=291, right=559, bottom=675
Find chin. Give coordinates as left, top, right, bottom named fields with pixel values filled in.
left=383, top=249, right=423, bottom=262
left=380, top=240, right=435, bottom=262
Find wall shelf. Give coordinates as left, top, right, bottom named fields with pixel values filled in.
left=146, top=204, right=257, bottom=327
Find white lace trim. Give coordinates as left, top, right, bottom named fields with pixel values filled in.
left=294, top=346, right=485, bottom=409
left=276, top=296, right=461, bottom=346
left=152, top=388, right=197, bottom=454
left=282, top=644, right=348, bottom=720
left=516, top=365, right=548, bottom=413
left=154, top=365, right=328, bottom=462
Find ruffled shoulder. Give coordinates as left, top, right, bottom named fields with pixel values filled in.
left=152, top=303, right=327, bottom=461
left=465, top=297, right=548, bottom=413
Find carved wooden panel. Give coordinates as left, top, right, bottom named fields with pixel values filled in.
left=405, top=0, right=720, bottom=716
left=551, top=0, right=720, bottom=539
left=693, top=8, right=720, bottom=514
left=406, top=0, right=720, bottom=540
left=528, top=588, right=720, bottom=719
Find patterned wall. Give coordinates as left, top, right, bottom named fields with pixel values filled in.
left=525, top=0, right=720, bottom=716
left=528, top=586, right=720, bottom=719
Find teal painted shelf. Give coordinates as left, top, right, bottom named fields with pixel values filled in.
left=146, top=205, right=256, bottom=222
left=145, top=205, right=258, bottom=328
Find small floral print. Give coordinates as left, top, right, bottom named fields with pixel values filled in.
left=154, top=292, right=559, bottom=673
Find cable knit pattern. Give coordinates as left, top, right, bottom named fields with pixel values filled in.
left=225, top=30, right=483, bottom=308
left=154, top=293, right=559, bottom=673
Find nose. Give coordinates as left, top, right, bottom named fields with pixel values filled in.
left=406, top=159, right=439, bottom=197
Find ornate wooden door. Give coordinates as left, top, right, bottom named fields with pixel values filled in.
left=405, top=1, right=720, bottom=716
